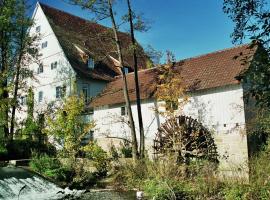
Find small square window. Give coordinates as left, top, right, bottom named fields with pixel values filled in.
left=38, top=91, right=43, bottom=103
left=37, top=64, right=43, bottom=74
left=36, top=26, right=41, bottom=32
left=21, top=96, right=27, bottom=105
left=121, top=106, right=126, bottom=116
left=51, top=61, right=57, bottom=70
left=41, top=41, right=47, bottom=49
left=56, top=86, right=66, bottom=99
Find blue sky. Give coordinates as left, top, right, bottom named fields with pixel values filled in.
left=30, top=0, right=245, bottom=63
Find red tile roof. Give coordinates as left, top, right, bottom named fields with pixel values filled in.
left=90, top=44, right=257, bottom=107
left=39, top=3, right=149, bottom=81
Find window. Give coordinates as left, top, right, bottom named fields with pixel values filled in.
left=56, top=87, right=61, bottom=99
left=38, top=91, right=43, bottom=103
left=81, top=131, right=94, bottom=146
left=82, top=86, right=88, bottom=102
left=87, top=58, right=95, bottom=69
left=36, top=25, right=41, bottom=32
left=41, top=41, right=47, bottom=49
left=21, top=96, right=27, bottom=106
left=37, top=64, right=43, bottom=74
left=51, top=61, right=57, bottom=70
left=121, top=106, right=126, bottom=116
left=124, top=67, right=129, bottom=74
left=56, top=86, right=66, bottom=99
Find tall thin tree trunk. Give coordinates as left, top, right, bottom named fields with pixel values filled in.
left=10, top=25, right=25, bottom=139
left=126, top=0, right=145, bottom=158
left=0, top=31, right=10, bottom=140
left=107, top=0, right=138, bottom=160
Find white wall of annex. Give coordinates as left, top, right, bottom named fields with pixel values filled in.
left=93, top=84, right=249, bottom=174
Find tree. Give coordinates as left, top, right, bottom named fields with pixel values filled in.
left=126, top=0, right=145, bottom=158
left=0, top=0, right=15, bottom=140
left=22, top=87, right=39, bottom=139
left=0, top=0, right=39, bottom=142
left=155, top=57, right=188, bottom=119
left=45, top=95, right=95, bottom=158
left=223, top=0, right=270, bottom=109
left=68, top=0, right=139, bottom=160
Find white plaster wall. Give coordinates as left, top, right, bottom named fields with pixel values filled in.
left=16, top=3, right=107, bottom=122
left=16, top=3, right=76, bottom=122
left=76, top=78, right=108, bottom=100
left=93, top=84, right=249, bottom=174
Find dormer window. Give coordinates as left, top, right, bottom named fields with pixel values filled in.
left=36, top=26, right=41, bottom=32
left=124, top=67, right=129, bottom=74
left=87, top=58, right=94, bottom=69
left=37, top=64, right=43, bottom=74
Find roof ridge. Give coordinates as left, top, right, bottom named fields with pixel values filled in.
left=39, top=2, right=111, bottom=31
left=113, top=43, right=252, bottom=80
left=179, top=43, right=251, bottom=63
left=114, top=66, right=157, bottom=79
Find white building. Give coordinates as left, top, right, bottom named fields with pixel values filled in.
left=90, top=43, right=262, bottom=178
left=16, top=2, right=148, bottom=123
left=18, top=2, right=264, bottom=178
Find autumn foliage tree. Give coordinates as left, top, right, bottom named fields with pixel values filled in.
left=155, top=56, right=188, bottom=118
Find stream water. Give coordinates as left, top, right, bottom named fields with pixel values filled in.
left=0, top=166, right=84, bottom=200
left=0, top=166, right=136, bottom=200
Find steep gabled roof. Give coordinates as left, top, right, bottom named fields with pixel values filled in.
left=90, top=44, right=257, bottom=107
left=39, top=3, right=148, bottom=81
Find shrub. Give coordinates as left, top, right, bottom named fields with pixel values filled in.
left=29, top=153, right=66, bottom=180
left=82, top=142, right=109, bottom=177
left=120, top=142, right=132, bottom=158
left=112, top=157, right=223, bottom=199
left=143, top=178, right=193, bottom=200
left=109, top=144, right=119, bottom=160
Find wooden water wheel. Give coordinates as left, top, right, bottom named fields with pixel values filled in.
left=153, top=115, right=218, bottom=163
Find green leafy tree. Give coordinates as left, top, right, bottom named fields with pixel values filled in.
left=223, top=0, right=270, bottom=109
left=22, top=87, right=39, bottom=139
left=223, top=0, right=270, bottom=146
left=45, top=95, right=95, bottom=158
left=0, top=0, right=40, bottom=142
